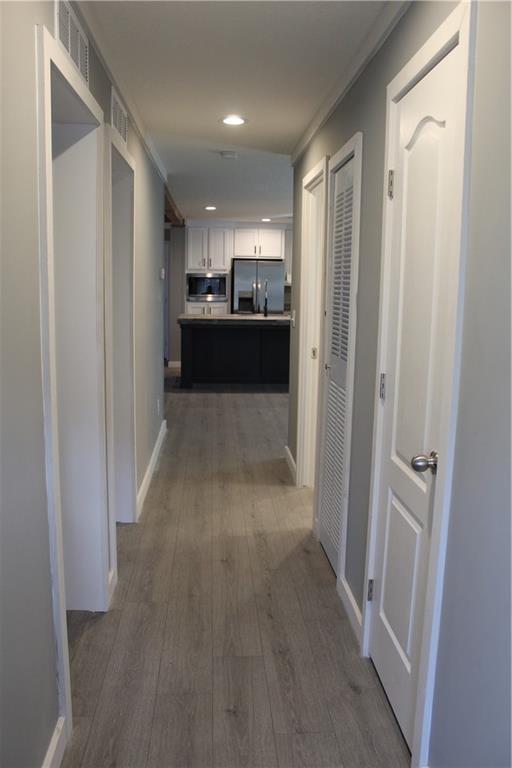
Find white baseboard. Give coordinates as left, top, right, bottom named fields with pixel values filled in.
left=136, top=420, right=167, bottom=518
left=106, top=566, right=118, bottom=607
left=284, top=445, right=297, bottom=485
left=337, top=574, right=363, bottom=646
left=42, top=716, right=67, bottom=768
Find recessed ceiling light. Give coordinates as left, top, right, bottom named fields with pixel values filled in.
left=222, top=114, right=246, bottom=126
left=205, top=205, right=216, bottom=211
left=261, top=218, right=271, bottom=222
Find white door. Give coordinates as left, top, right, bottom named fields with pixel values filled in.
left=187, top=227, right=207, bottom=270
left=208, top=228, right=232, bottom=271
left=234, top=228, right=258, bottom=257
left=258, top=228, right=283, bottom=259
left=369, top=38, right=468, bottom=748
left=317, top=144, right=360, bottom=573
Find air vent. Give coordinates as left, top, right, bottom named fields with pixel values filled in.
left=55, top=1, right=89, bottom=84
left=111, top=88, right=129, bottom=144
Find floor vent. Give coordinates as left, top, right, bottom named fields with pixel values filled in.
left=55, top=0, right=89, bottom=84
left=111, top=88, right=129, bottom=144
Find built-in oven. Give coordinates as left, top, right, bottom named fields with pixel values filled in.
left=186, top=273, right=227, bottom=303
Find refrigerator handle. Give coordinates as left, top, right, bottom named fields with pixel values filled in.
left=252, top=281, right=257, bottom=313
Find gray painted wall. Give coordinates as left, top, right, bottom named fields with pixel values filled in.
left=290, top=1, right=456, bottom=608
left=1, top=3, right=165, bottom=765
left=290, top=2, right=510, bottom=765
left=168, top=228, right=186, bottom=364
left=85, top=33, right=166, bottom=488
left=429, top=4, right=511, bottom=766
left=1, top=3, right=60, bottom=767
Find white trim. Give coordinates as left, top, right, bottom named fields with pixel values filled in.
left=329, top=133, right=363, bottom=604
left=296, top=157, right=328, bottom=489
left=36, top=23, right=108, bottom=739
left=291, top=2, right=409, bottom=163
left=314, top=133, right=363, bottom=576
left=75, top=2, right=168, bottom=182
left=136, top=420, right=167, bottom=518
left=41, top=716, right=67, bottom=768
left=337, top=575, right=363, bottom=644
left=284, top=445, right=297, bottom=485
left=361, top=6, right=476, bottom=767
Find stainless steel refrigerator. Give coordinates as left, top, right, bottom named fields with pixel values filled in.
left=231, top=259, right=285, bottom=314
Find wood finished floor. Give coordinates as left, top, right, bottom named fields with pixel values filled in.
left=63, top=390, right=409, bottom=768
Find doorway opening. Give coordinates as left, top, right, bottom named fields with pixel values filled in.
left=37, top=28, right=114, bottom=743
left=105, top=137, right=137, bottom=525
left=296, top=158, right=328, bottom=490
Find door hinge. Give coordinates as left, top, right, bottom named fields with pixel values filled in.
left=367, top=579, right=374, bottom=602
left=379, top=373, right=386, bottom=400
left=311, top=347, right=318, bottom=360
left=387, top=169, right=394, bottom=200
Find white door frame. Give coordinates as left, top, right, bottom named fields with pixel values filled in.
left=312, top=134, right=363, bottom=636
left=361, top=5, right=476, bottom=766
left=296, top=157, right=328, bottom=488
left=104, top=126, right=138, bottom=532
left=36, top=25, right=106, bottom=740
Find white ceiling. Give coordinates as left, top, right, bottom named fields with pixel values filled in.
left=83, top=1, right=395, bottom=221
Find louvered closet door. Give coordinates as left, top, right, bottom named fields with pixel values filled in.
left=318, top=155, right=356, bottom=572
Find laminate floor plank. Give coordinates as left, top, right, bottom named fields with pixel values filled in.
left=80, top=602, right=166, bottom=768
left=62, top=389, right=407, bottom=768
left=213, top=656, right=278, bottom=768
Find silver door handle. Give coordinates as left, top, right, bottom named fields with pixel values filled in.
left=411, top=451, right=438, bottom=475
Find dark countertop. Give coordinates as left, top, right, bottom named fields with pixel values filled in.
left=178, top=313, right=291, bottom=327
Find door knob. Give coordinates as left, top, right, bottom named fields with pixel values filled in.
left=411, top=451, right=438, bottom=475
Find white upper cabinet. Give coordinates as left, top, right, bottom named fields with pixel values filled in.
left=208, top=228, right=233, bottom=271
left=233, top=227, right=284, bottom=259
left=234, top=228, right=259, bottom=257
left=186, top=228, right=208, bottom=271
left=258, top=228, right=283, bottom=259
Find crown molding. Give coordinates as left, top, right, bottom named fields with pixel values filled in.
left=291, top=1, right=411, bottom=164
left=74, top=1, right=170, bottom=187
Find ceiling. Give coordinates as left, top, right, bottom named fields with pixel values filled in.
left=83, top=1, right=395, bottom=221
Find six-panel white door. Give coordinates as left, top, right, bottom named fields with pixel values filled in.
left=369, top=40, right=466, bottom=747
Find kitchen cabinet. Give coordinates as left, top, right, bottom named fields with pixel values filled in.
left=187, top=227, right=232, bottom=272
left=186, top=228, right=208, bottom=270
left=258, top=228, right=283, bottom=259
left=208, top=228, right=233, bottom=271
left=185, top=301, right=228, bottom=316
left=284, top=229, right=293, bottom=284
left=234, top=228, right=259, bottom=257
left=233, top=228, right=284, bottom=259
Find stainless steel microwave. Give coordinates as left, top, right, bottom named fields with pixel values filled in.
left=186, top=273, right=227, bottom=303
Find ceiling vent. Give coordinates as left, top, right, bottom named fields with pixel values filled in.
left=111, top=88, right=129, bottom=144
left=55, top=1, right=89, bottom=85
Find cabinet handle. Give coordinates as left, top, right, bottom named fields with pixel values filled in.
left=259, top=245, right=261, bottom=255
left=254, top=245, right=256, bottom=254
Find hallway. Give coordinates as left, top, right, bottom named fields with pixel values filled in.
left=63, top=390, right=408, bottom=768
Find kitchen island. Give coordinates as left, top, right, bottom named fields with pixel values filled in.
left=178, top=314, right=290, bottom=388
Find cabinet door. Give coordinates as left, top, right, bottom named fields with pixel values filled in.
left=234, top=228, right=258, bottom=257
left=284, top=229, right=293, bottom=283
left=186, top=302, right=206, bottom=315
left=258, top=228, right=284, bottom=259
left=187, top=228, right=208, bottom=270
left=208, top=303, right=228, bottom=316
left=208, top=229, right=232, bottom=271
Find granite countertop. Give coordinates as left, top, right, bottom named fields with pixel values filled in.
left=178, top=313, right=291, bottom=325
